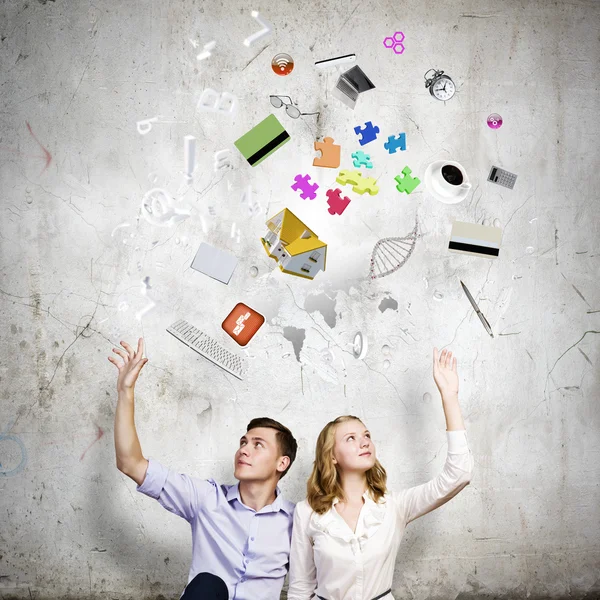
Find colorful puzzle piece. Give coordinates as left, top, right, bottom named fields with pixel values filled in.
left=394, top=166, right=421, bottom=194
left=384, top=133, right=406, bottom=154
left=351, top=150, right=373, bottom=168
left=291, top=174, right=319, bottom=200
left=336, top=170, right=361, bottom=186
left=326, top=188, right=351, bottom=215
left=352, top=175, right=379, bottom=195
left=353, top=121, right=380, bottom=146
left=336, top=170, right=379, bottom=196
left=313, top=136, right=341, bottom=168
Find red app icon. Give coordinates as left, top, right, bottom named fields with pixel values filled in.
left=222, top=303, right=265, bottom=346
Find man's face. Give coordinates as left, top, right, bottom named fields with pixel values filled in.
left=332, top=419, right=377, bottom=472
left=234, top=427, right=289, bottom=482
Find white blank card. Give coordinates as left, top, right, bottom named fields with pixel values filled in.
left=191, top=242, right=238, bottom=284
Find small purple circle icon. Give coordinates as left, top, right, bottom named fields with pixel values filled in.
left=383, top=32, right=405, bottom=54
left=487, top=113, right=503, bottom=129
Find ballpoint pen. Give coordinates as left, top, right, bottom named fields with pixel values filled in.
left=460, top=280, right=494, bottom=338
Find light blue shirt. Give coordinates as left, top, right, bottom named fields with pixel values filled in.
left=136, top=457, right=295, bottom=599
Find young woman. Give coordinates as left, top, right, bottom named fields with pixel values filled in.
left=288, top=347, right=474, bottom=600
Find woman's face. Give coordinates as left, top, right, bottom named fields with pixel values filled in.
left=332, top=419, right=377, bottom=473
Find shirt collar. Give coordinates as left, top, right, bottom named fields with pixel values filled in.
left=331, top=489, right=376, bottom=508
left=226, top=482, right=293, bottom=514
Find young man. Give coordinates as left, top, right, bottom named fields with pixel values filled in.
left=109, top=338, right=298, bottom=600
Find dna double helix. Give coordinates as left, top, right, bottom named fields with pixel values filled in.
left=368, top=219, right=419, bottom=280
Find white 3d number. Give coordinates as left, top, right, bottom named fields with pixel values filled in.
left=197, top=89, right=237, bottom=115
left=141, top=188, right=191, bottom=227
left=196, top=40, right=216, bottom=61
left=243, top=11, right=273, bottom=47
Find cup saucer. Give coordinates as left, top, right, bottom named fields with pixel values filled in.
left=424, top=161, right=470, bottom=205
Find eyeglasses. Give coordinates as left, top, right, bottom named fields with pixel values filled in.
left=269, top=95, right=320, bottom=119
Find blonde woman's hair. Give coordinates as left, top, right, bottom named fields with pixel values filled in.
left=306, top=415, right=388, bottom=514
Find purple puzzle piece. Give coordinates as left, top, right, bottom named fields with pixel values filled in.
left=291, top=173, right=319, bottom=200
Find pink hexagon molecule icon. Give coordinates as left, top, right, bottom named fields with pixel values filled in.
left=383, top=37, right=394, bottom=48
left=393, top=31, right=405, bottom=43
left=393, top=42, right=405, bottom=54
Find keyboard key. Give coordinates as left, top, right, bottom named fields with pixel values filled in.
left=166, top=319, right=246, bottom=380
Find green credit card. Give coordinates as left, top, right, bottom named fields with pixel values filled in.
left=234, top=114, right=290, bottom=167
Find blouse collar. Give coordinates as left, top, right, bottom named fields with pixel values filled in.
left=312, top=490, right=388, bottom=545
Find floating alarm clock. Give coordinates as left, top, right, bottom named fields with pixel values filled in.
left=424, top=68, right=456, bottom=101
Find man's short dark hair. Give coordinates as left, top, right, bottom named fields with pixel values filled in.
left=246, top=417, right=298, bottom=479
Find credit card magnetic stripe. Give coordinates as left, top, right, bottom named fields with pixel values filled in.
left=247, top=130, right=289, bottom=165
left=448, top=241, right=499, bottom=256
left=449, top=221, right=502, bottom=258
left=234, top=114, right=290, bottom=167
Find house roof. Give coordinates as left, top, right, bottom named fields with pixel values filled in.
left=286, top=236, right=327, bottom=256
left=269, top=208, right=327, bottom=257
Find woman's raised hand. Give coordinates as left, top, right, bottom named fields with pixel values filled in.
left=433, top=347, right=459, bottom=399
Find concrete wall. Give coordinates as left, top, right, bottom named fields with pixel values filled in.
left=1, top=0, right=599, bottom=598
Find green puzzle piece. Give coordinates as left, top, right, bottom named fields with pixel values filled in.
left=336, top=170, right=379, bottom=195
left=394, top=166, right=421, bottom=194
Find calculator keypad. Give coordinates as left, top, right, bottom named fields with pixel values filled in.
left=488, top=165, right=517, bottom=189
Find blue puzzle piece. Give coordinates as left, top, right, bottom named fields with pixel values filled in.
left=351, top=150, right=373, bottom=169
left=384, top=133, right=406, bottom=154
left=354, top=121, right=380, bottom=146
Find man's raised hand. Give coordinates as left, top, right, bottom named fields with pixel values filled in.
left=108, top=338, right=148, bottom=393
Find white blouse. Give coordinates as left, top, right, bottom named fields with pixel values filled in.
left=288, top=430, right=474, bottom=600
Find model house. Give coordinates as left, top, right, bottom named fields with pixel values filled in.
left=261, top=208, right=327, bottom=280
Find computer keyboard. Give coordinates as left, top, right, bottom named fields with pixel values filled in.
left=166, top=319, right=247, bottom=380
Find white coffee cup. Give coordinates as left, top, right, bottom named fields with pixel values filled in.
left=431, top=161, right=471, bottom=197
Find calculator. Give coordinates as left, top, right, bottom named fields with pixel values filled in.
left=487, top=165, right=517, bottom=189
